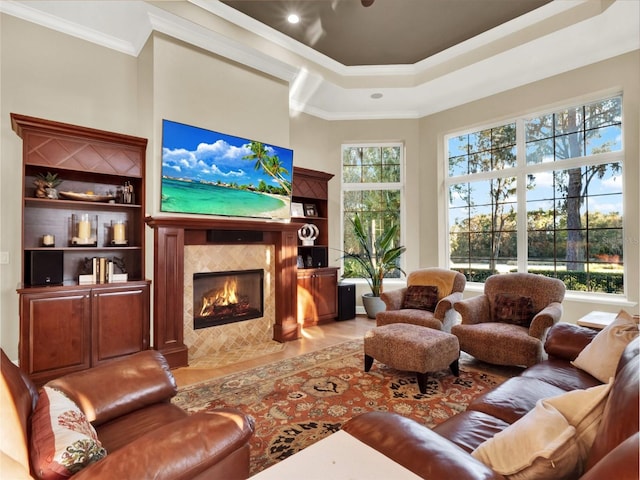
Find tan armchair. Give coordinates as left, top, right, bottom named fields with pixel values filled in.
left=452, top=273, right=565, bottom=367
left=376, top=268, right=466, bottom=332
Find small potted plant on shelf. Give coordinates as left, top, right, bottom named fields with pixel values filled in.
left=34, top=172, right=62, bottom=199
left=341, top=213, right=406, bottom=318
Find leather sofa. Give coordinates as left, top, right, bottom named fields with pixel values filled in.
left=1, top=349, right=255, bottom=479
left=343, top=322, right=639, bottom=479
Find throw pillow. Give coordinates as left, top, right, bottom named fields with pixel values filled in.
left=472, top=399, right=580, bottom=479
left=402, top=285, right=438, bottom=311
left=493, top=293, right=535, bottom=327
left=572, top=309, right=639, bottom=382
left=30, top=386, right=106, bottom=479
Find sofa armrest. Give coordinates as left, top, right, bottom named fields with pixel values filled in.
left=453, top=295, right=490, bottom=325
left=47, top=350, right=176, bottom=426
left=342, top=412, right=504, bottom=480
left=434, top=291, right=464, bottom=320
left=543, top=322, right=599, bottom=361
left=528, top=301, right=563, bottom=339
left=73, top=409, right=254, bottom=480
left=380, top=288, right=407, bottom=311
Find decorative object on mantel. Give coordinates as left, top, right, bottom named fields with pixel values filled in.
left=34, top=172, right=62, bottom=199
left=41, top=234, right=55, bottom=247
left=110, top=220, right=128, bottom=246
left=290, top=202, right=304, bottom=218
left=59, top=191, right=116, bottom=203
left=297, top=223, right=319, bottom=246
left=304, top=203, right=318, bottom=217
left=79, top=256, right=127, bottom=284
left=70, top=213, right=98, bottom=246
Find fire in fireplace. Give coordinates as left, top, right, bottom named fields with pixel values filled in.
left=193, top=269, right=264, bottom=329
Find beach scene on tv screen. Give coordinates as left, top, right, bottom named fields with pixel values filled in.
left=161, top=119, right=293, bottom=220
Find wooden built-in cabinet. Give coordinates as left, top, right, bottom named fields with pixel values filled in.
left=292, top=167, right=338, bottom=326
left=12, top=113, right=150, bottom=384
left=297, top=267, right=339, bottom=326
left=19, top=282, right=149, bottom=385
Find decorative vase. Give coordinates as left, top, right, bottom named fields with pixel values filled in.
left=362, top=293, right=386, bottom=319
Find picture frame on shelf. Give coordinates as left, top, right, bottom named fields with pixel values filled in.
left=304, top=203, right=318, bottom=217
left=291, top=202, right=304, bottom=218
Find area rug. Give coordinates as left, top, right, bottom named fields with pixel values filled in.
left=173, top=339, right=519, bottom=475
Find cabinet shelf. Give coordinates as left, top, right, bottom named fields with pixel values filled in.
left=13, top=112, right=150, bottom=385
left=24, top=246, right=142, bottom=252
left=24, top=197, right=141, bottom=210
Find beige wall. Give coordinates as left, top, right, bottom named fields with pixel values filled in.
left=1, top=14, right=638, bottom=359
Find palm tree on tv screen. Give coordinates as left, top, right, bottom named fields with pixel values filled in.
left=244, top=141, right=292, bottom=195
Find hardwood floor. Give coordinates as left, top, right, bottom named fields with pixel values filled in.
left=172, top=315, right=375, bottom=388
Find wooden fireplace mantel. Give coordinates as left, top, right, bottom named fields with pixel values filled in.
left=145, top=216, right=301, bottom=368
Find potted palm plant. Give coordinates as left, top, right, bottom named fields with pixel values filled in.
left=342, top=213, right=406, bottom=318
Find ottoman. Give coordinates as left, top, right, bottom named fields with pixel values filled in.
left=364, top=323, right=460, bottom=393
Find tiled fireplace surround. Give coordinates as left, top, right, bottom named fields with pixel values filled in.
left=146, top=216, right=301, bottom=368
left=184, top=244, right=276, bottom=365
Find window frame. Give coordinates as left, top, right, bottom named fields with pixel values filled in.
left=340, top=142, right=406, bottom=277
left=444, top=95, right=626, bottom=298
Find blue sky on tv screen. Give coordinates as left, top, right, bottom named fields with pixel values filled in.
left=161, top=119, right=293, bottom=188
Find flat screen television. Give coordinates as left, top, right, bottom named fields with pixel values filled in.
left=161, top=119, right=294, bottom=221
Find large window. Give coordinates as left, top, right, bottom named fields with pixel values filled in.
left=447, top=96, right=624, bottom=294
left=342, top=144, right=403, bottom=278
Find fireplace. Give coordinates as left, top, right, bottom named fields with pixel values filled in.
left=193, top=269, right=264, bottom=329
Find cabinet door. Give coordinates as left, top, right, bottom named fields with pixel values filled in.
left=19, top=290, right=91, bottom=383
left=297, top=270, right=315, bottom=324
left=91, top=283, right=150, bottom=365
left=313, top=269, right=338, bottom=321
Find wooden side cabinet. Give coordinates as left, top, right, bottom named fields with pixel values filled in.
left=297, top=267, right=339, bottom=326
left=12, top=113, right=151, bottom=385
left=19, top=281, right=150, bottom=385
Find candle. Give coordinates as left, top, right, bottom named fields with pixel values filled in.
left=113, top=222, right=125, bottom=242
left=42, top=234, right=54, bottom=246
left=78, top=214, right=91, bottom=240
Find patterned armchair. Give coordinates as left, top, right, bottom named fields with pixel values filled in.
left=452, top=273, right=566, bottom=367
left=376, top=268, right=466, bottom=332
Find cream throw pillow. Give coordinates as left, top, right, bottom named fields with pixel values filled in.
left=572, top=309, right=639, bottom=382
left=472, top=382, right=612, bottom=479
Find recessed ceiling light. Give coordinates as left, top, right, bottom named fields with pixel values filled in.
left=370, top=93, right=383, bottom=99
left=287, top=13, right=300, bottom=24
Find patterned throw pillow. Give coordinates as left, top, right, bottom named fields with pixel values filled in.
left=30, top=386, right=106, bottom=479
left=493, top=293, right=535, bottom=327
left=403, top=285, right=439, bottom=311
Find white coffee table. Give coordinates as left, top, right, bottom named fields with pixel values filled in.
left=249, top=430, right=421, bottom=479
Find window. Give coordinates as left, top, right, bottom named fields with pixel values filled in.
left=447, top=96, right=624, bottom=294
left=342, top=144, right=404, bottom=278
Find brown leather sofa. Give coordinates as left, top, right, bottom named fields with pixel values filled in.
left=1, top=349, right=255, bottom=479
left=343, top=323, right=639, bottom=479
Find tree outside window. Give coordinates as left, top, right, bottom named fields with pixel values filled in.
left=447, top=96, right=623, bottom=293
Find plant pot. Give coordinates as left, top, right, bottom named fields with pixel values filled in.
left=362, top=293, right=386, bottom=319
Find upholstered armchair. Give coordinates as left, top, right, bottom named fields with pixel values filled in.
left=376, top=268, right=466, bottom=332
left=452, top=273, right=566, bottom=367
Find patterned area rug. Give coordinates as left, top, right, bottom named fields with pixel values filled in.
left=173, top=339, right=519, bottom=475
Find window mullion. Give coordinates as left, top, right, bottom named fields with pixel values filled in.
left=516, top=119, right=528, bottom=273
